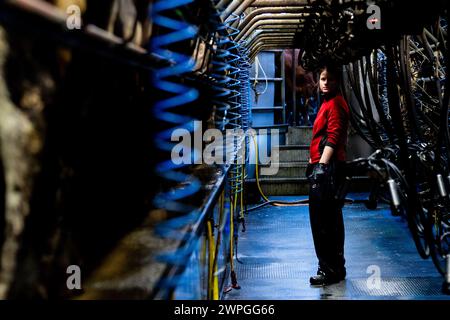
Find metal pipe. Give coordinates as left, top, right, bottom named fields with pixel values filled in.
left=251, top=0, right=363, bottom=7
left=248, top=38, right=295, bottom=49
left=248, top=40, right=294, bottom=56
left=437, top=174, right=448, bottom=198
left=236, top=18, right=305, bottom=41
left=251, top=0, right=310, bottom=6
left=249, top=40, right=295, bottom=54
left=245, top=24, right=302, bottom=33
left=245, top=29, right=297, bottom=42
left=246, top=34, right=295, bottom=47
left=292, top=47, right=296, bottom=125
left=246, top=28, right=299, bottom=41
left=239, top=23, right=303, bottom=43
left=249, top=43, right=295, bottom=61
left=236, top=13, right=308, bottom=40
left=240, top=25, right=301, bottom=42
left=250, top=44, right=295, bottom=59
left=229, top=5, right=312, bottom=28
left=281, top=52, right=286, bottom=124
left=387, top=179, right=401, bottom=207
left=240, top=19, right=306, bottom=33
left=221, top=0, right=255, bottom=20
left=247, top=37, right=295, bottom=47
left=247, top=37, right=294, bottom=51
left=216, top=0, right=234, bottom=11
left=234, top=6, right=311, bottom=30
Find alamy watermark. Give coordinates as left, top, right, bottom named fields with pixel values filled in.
left=66, top=265, right=82, bottom=290
left=66, top=5, right=82, bottom=30
left=366, top=265, right=382, bottom=289
left=367, top=4, right=381, bottom=30
left=171, top=121, right=280, bottom=176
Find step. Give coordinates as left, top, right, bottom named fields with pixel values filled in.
left=247, top=177, right=309, bottom=195
left=277, top=144, right=310, bottom=162
left=286, top=126, right=313, bottom=145
left=246, top=176, right=372, bottom=196
left=259, top=161, right=309, bottom=178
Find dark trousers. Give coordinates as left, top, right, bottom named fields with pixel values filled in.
left=307, top=161, right=346, bottom=276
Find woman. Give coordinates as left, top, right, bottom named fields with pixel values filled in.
left=306, top=62, right=350, bottom=286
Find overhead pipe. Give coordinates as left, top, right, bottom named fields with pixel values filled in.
left=243, top=24, right=302, bottom=42
left=249, top=42, right=295, bottom=57
left=246, top=32, right=296, bottom=48
left=221, top=0, right=255, bottom=20
left=248, top=38, right=295, bottom=50
left=248, top=40, right=296, bottom=56
left=251, top=0, right=310, bottom=6
left=236, top=18, right=305, bottom=41
left=250, top=0, right=363, bottom=8
left=240, top=25, right=301, bottom=46
left=246, top=34, right=296, bottom=47
left=236, top=13, right=308, bottom=38
left=216, top=0, right=234, bottom=11
left=247, top=39, right=294, bottom=55
left=230, top=6, right=312, bottom=29
left=249, top=43, right=295, bottom=61
left=247, top=37, right=295, bottom=46
left=245, top=24, right=303, bottom=31
left=245, top=28, right=298, bottom=44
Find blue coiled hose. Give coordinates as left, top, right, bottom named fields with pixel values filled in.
left=150, top=0, right=204, bottom=292
left=217, top=12, right=253, bottom=286
left=151, top=0, right=201, bottom=212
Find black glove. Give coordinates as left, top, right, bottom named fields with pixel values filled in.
left=308, top=163, right=336, bottom=201
left=308, top=163, right=330, bottom=182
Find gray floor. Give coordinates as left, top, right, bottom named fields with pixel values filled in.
left=223, top=193, right=450, bottom=300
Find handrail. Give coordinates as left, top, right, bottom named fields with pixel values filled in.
left=151, top=164, right=231, bottom=299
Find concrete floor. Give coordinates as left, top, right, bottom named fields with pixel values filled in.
left=223, top=193, right=450, bottom=300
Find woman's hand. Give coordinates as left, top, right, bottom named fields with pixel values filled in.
left=319, top=146, right=334, bottom=164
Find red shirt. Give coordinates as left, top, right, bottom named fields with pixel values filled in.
left=309, top=94, right=350, bottom=163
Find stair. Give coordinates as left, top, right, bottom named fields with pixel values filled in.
left=260, top=161, right=309, bottom=178
left=246, top=176, right=372, bottom=197
left=248, top=126, right=313, bottom=196
left=278, top=145, right=310, bottom=162
left=286, top=126, right=313, bottom=145
left=246, top=125, right=372, bottom=198
left=247, top=177, right=309, bottom=195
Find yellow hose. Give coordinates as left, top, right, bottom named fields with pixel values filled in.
left=207, top=219, right=214, bottom=299
left=250, top=133, right=309, bottom=206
